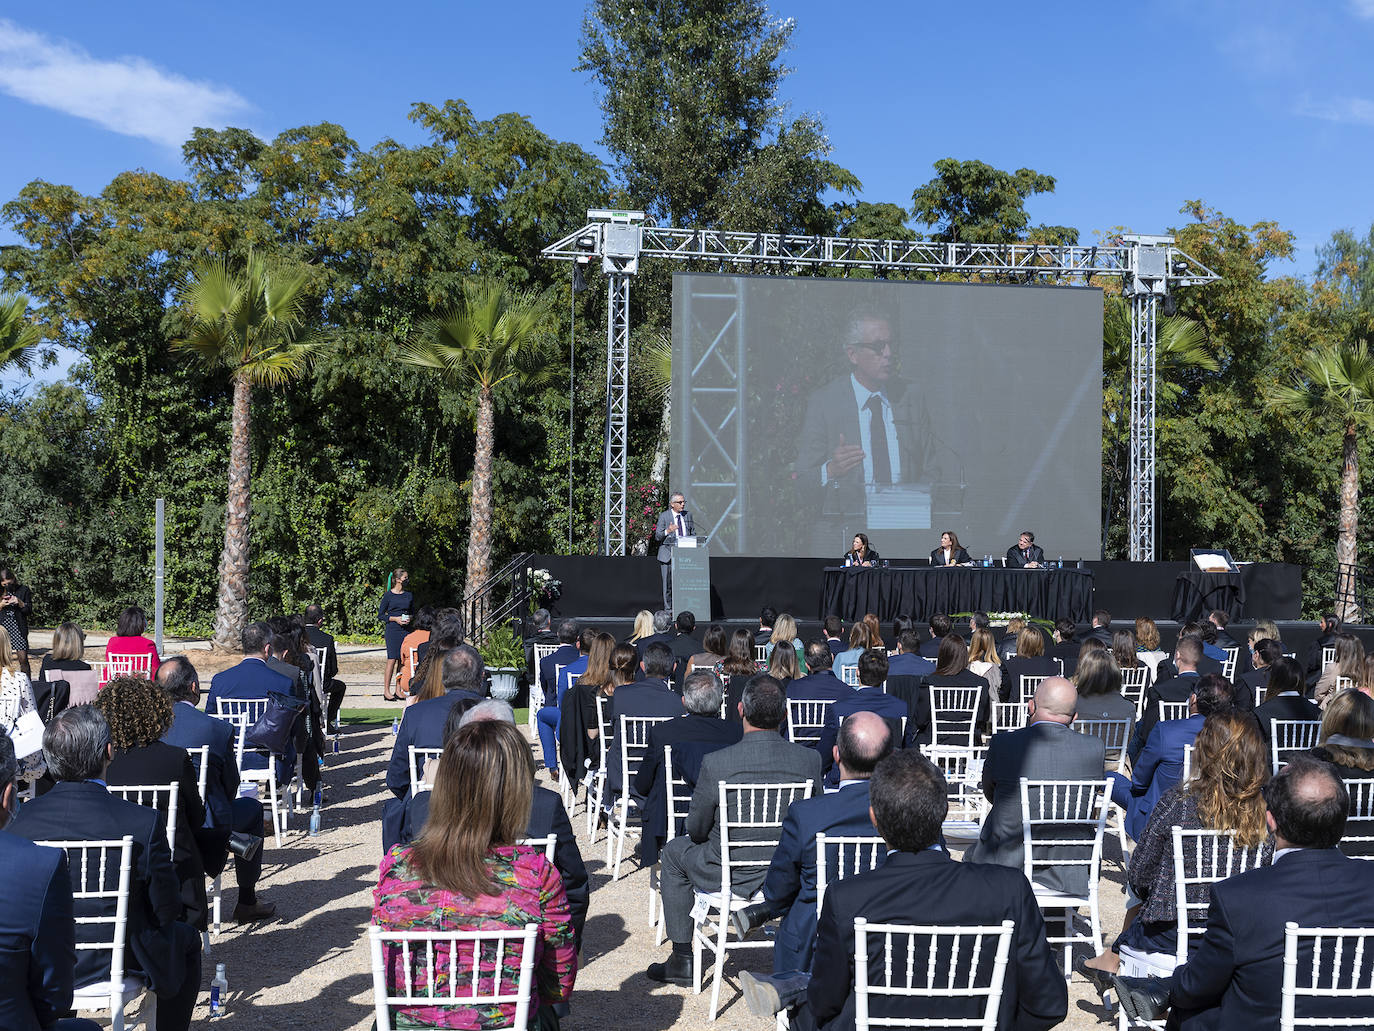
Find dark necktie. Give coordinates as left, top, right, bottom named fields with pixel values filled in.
left=865, top=395, right=892, bottom=484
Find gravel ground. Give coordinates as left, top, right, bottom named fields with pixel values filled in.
left=116, top=645, right=1127, bottom=1030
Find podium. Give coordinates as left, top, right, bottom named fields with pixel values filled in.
left=671, top=536, right=711, bottom=619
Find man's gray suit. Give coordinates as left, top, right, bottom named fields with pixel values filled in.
left=964, top=720, right=1106, bottom=895
left=658, top=729, right=822, bottom=944
left=652, top=507, right=694, bottom=609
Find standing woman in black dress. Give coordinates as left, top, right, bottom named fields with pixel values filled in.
left=378, top=568, right=413, bottom=701
left=0, top=568, right=33, bottom=677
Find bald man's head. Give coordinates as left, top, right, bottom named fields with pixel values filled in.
left=1030, top=676, right=1078, bottom=724
left=1264, top=754, right=1348, bottom=849
left=835, top=710, right=894, bottom=779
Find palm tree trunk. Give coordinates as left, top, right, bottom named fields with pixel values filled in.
left=464, top=385, right=496, bottom=611
left=212, top=371, right=252, bottom=649
left=650, top=397, right=671, bottom=485
left=1338, top=422, right=1361, bottom=623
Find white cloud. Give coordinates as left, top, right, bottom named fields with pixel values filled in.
left=0, top=19, right=253, bottom=149
left=1298, top=95, right=1374, bottom=126
left=1352, top=0, right=1374, bottom=20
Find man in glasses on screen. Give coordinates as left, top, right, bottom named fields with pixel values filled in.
left=795, top=311, right=932, bottom=554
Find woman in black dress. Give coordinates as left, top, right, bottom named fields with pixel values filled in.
left=0, top=567, right=33, bottom=677
left=843, top=533, right=880, bottom=567
left=378, top=568, right=413, bottom=701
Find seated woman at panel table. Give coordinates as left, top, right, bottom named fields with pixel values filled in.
left=929, top=530, right=972, bottom=567
left=374, top=719, right=577, bottom=1029
left=842, top=532, right=879, bottom=567
left=1076, top=712, right=1272, bottom=993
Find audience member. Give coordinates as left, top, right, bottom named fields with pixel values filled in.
left=523, top=607, right=558, bottom=673
left=766, top=641, right=802, bottom=686
left=766, top=613, right=807, bottom=672
left=158, top=656, right=271, bottom=922
left=886, top=627, right=935, bottom=679
left=966, top=628, right=1003, bottom=708
left=687, top=623, right=729, bottom=678
left=997, top=615, right=1026, bottom=662
left=1208, top=609, right=1239, bottom=652
left=668, top=611, right=700, bottom=690
left=1314, top=632, right=1365, bottom=710
left=35, top=620, right=90, bottom=725
left=1131, top=637, right=1204, bottom=759
left=539, top=620, right=580, bottom=702
left=822, top=615, right=844, bottom=657
left=1197, top=619, right=1227, bottom=664
left=10, top=706, right=201, bottom=1031
left=1113, top=756, right=1374, bottom=1027
left=965, top=677, right=1105, bottom=892
left=205, top=621, right=296, bottom=718
left=407, top=608, right=468, bottom=703
left=1050, top=617, right=1081, bottom=675
left=1074, top=647, right=1136, bottom=727
left=104, top=604, right=160, bottom=677
left=1113, top=674, right=1235, bottom=841
left=818, top=650, right=908, bottom=780
left=95, top=675, right=211, bottom=930
left=716, top=628, right=761, bottom=722
left=605, top=642, right=683, bottom=796
left=904, top=633, right=989, bottom=744
left=1135, top=616, right=1168, bottom=678
left=1077, top=712, right=1272, bottom=990
left=1088, top=608, right=1114, bottom=648
left=786, top=642, right=849, bottom=704
left=536, top=626, right=594, bottom=776
left=1303, top=612, right=1341, bottom=688
left=1253, top=655, right=1321, bottom=742
left=732, top=712, right=894, bottom=975
left=0, top=732, right=101, bottom=1031
left=638, top=609, right=675, bottom=661
left=385, top=645, right=485, bottom=798
left=646, top=677, right=820, bottom=985
left=918, top=613, right=951, bottom=659
left=831, top=622, right=870, bottom=676
left=1002, top=625, right=1058, bottom=703
left=0, top=633, right=44, bottom=783
left=628, top=609, right=654, bottom=650
left=398, top=699, right=588, bottom=948
left=374, top=719, right=576, bottom=1027
left=1112, top=628, right=1143, bottom=680
left=1235, top=637, right=1282, bottom=711
left=1311, top=688, right=1374, bottom=780
left=303, top=603, right=347, bottom=730
left=738, top=749, right=1067, bottom=1029
left=755, top=606, right=778, bottom=646
left=395, top=604, right=433, bottom=699
left=1246, top=618, right=1282, bottom=673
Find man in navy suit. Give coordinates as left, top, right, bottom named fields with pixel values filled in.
left=156, top=656, right=272, bottom=922
left=887, top=628, right=936, bottom=678
left=817, top=650, right=910, bottom=782
left=9, top=707, right=201, bottom=1031
left=1113, top=675, right=1234, bottom=841
left=822, top=616, right=845, bottom=658
left=606, top=643, right=684, bottom=796
left=738, top=749, right=1067, bottom=1030
left=1115, top=756, right=1374, bottom=1028
left=787, top=642, right=851, bottom=703
left=385, top=645, right=485, bottom=799
left=0, top=734, right=101, bottom=1031
left=732, top=712, right=893, bottom=974
left=539, top=620, right=580, bottom=702
left=1130, top=637, right=1204, bottom=761
left=205, top=621, right=297, bottom=717
left=919, top=613, right=951, bottom=659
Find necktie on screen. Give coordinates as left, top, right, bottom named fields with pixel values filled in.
left=865, top=394, right=892, bottom=484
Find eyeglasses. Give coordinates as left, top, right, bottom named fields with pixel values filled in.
left=852, top=339, right=893, bottom=353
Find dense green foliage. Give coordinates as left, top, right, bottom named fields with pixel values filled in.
left=0, top=7, right=1370, bottom=632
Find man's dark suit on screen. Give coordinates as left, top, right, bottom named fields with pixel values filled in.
left=658, top=731, right=821, bottom=946
left=964, top=720, right=1106, bottom=894
left=1166, top=848, right=1374, bottom=1029
left=797, top=850, right=1067, bottom=1031
left=762, top=780, right=881, bottom=975
left=9, top=781, right=201, bottom=1030
left=401, top=784, right=589, bottom=946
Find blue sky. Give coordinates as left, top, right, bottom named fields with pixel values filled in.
left=3, top=1, right=1374, bottom=385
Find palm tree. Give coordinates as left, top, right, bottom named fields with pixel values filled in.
left=173, top=253, right=321, bottom=649
left=644, top=331, right=672, bottom=485
left=1268, top=339, right=1374, bottom=621
left=0, top=293, right=43, bottom=373
left=399, top=279, right=554, bottom=603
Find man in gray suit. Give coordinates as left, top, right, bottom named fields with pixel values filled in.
left=964, top=677, right=1106, bottom=895
left=647, top=675, right=823, bottom=985
left=652, top=491, right=695, bottom=610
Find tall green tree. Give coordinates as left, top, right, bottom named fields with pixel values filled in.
left=1267, top=340, right=1374, bottom=621
left=173, top=253, right=322, bottom=648
left=911, top=158, right=1072, bottom=244
left=398, top=280, right=555, bottom=602
left=578, top=0, right=858, bottom=232
left=0, top=294, right=44, bottom=372
left=1316, top=224, right=1374, bottom=322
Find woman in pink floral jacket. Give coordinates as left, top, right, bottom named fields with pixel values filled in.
left=373, top=720, right=577, bottom=1028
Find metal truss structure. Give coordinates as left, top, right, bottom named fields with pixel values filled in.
left=544, top=214, right=1219, bottom=561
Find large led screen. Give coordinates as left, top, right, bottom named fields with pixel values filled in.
left=671, top=273, right=1103, bottom=561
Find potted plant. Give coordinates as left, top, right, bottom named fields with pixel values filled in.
left=479, top=620, right=526, bottom=702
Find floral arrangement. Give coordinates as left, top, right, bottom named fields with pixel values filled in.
left=527, top=567, right=562, bottom=608
left=954, top=610, right=1053, bottom=629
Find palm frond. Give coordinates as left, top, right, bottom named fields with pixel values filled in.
left=0, top=293, right=44, bottom=373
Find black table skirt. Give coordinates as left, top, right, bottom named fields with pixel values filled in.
left=820, top=567, right=1095, bottom=623
left=1171, top=571, right=1246, bottom=624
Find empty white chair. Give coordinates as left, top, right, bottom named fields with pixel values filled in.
left=1182, top=743, right=1194, bottom=784
left=993, top=702, right=1027, bottom=735
left=787, top=698, right=835, bottom=747
left=1075, top=719, right=1133, bottom=854
left=693, top=780, right=814, bottom=1020
left=754, top=645, right=769, bottom=664
left=369, top=923, right=539, bottom=1031
left=651, top=744, right=693, bottom=946
left=107, top=782, right=179, bottom=854
left=1221, top=647, right=1238, bottom=681
left=607, top=713, right=674, bottom=878
left=1120, top=666, right=1151, bottom=712
left=929, top=685, right=981, bottom=748
left=1019, top=777, right=1112, bottom=975
left=585, top=694, right=615, bottom=842
left=840, top=665, right=859, bottom=687
left=518, top=834, right=557, bottom=861
left=926, top=745, right=985, bottom=838
left=106, top=652, right=153, bottom=681
left=184, top=744, right=223, bottom=940
left=853, top=917, right=1016, bottom=1031
left=1321, top=645, right=1337, bottom=673
left=1018, top=674, right=1051, bottom=704
left=1280, top=923, right=1374, bottom=1030
left=1270, top=720, right=1321, bottom=774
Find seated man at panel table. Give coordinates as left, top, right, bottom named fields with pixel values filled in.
left=737, top=748, right=1067, bottom=1030
left=0, top=733, right=102, bottom=1031
left=1113, top=674, right=1235, bottom=842
left=10, top=706, right=201, bottom=1031
left=786, top=641, right=851, bottom=704
left=644, top=677, right=821, bottom=986
left=817, top=650, right=910, bottom=784
left=731, top=712, right=894, bottom=976
left=633, top=672, right=743, bottom=865
left=158, top=656, right=272, bottom=923
left=1113, top=755, right=1374, bottom=1029
left=1006, top=529, right=1045, bottom=568
left=964, top=677, right=1106, bottom=893
left=399, top=699, right=589, bottom=951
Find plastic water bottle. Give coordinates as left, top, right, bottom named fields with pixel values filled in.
left=210, top=963, right=228, bottom=1018
left=1057, top=555, right=1063, bottom=569
left=391, top=716, right=399, bottom=735
left=309, top=803, right=321, bottom=838
left=332, top=735, right=339, bottom=754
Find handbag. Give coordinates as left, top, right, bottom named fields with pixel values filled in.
left=243, top=691, right=305, bottom=755
left=8, top=709, right=45, bottom=759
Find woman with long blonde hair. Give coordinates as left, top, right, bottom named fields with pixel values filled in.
left=966, top=628, right=1002, bottom=710
left=767, top=613, right=807, bottom=673
left=629, top=610, right=654, bottom=645
left=374, top=719, right=576, bottom=1027
left=1077, top=712, right=1271, bottom=988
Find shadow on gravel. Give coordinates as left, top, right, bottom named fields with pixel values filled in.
left=238, top=970, right=374, bottom=1026
left=564, top=980, right=686, bottom=1031
left=580, top=912, right=629, bottom=961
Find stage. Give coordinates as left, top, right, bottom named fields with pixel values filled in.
left=529, top=554, right=1302, bottom=624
